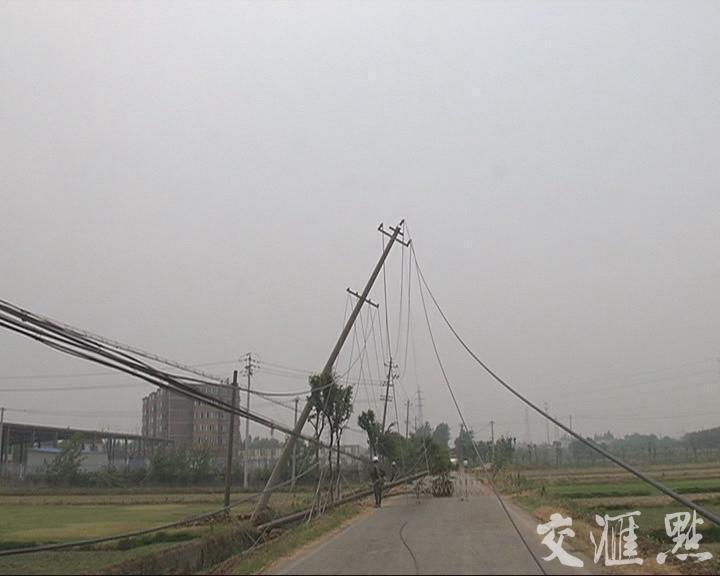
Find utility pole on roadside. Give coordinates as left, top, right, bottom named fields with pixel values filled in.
left=544, top=402, right=550, bottom=445
left=253, top=220, right=408, bottom=520
left=243, top=353, right=259, bottom=489
left=490, top=420, right=495, bottom=463
left=224, top=371, right=238, bottom=508
left=291, top=396, right=299, bottom=491
left=405, top=399, right=410, bottom=439
left=0, top=407, right=4, bottom=471
left=381, top=358, right=398, bottom=433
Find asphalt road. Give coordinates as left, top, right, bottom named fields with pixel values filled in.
left=270, top=473, right=596, bottom=575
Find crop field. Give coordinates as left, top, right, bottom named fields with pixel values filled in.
left=0, top=488, right=314, bottom=575
left=507, top=463, right=720, bottom=575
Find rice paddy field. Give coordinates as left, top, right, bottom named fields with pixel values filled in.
left=506, top=463, right=720, bottom=575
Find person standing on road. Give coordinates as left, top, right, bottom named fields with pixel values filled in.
left=370, top=456, right=386, bottom=508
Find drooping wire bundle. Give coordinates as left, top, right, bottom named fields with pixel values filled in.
left=0, top=297, right=364, bottom=463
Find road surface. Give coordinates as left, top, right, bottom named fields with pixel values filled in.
left=270, top=473, right=596, bottom=575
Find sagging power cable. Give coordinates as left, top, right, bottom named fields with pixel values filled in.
left=0, top=299, right=368, bottom=465
left=408, top=233, right=720, bottom=528
left=410, top=233, right=547, bottom=576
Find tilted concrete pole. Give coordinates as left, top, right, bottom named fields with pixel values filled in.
left=252, top=220, right=405, bottom=519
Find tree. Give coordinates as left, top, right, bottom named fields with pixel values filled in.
left=454, top=427, right=478, bottom=466
left=358, top=410, right=382, bottom=456
left=683, top=428, right=720, bottom=461
left=494, top=436, right=516, bottom=470
left=150, top=444, right=215, bottom=484
left=378, top=431, right=407, bottom=467
left=421, top=436, right=451, bottom=474
left=329, top=384, right=353, bottom=500
left=432, top=423, right=450, bottom=449
left=186, top=445, right=214, bottom=483
left=45, top=433, right=85, bottom=485
left=308, top=373, right=330, bottom=472
left=416, top=421, right=432, bottom=439
left=309, top=371, right=353, bottom=501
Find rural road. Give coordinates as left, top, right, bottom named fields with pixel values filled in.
left=270, top=473, right=597, bottom=575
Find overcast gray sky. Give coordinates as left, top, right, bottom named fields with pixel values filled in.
left=2, top=1, right=719, bottom=445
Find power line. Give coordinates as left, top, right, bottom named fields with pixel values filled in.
left=409, top=231, right=546, bottom=575
left=409, top=236, right=720, bottom=528
left=0, top=299, right=367, bottom=465
left=0, top=383, right=148, bottom=392
left=0, top=371, right=119, bottom=380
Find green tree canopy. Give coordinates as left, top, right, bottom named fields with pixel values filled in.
left=432, top=423, right=450, bottom=449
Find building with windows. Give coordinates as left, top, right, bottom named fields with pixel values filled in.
left=142, top=384, right=241, bottom=462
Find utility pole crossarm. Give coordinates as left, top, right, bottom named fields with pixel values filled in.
left=252, top=220, right=406, bottom=520
left=378, top=223, right=411, bottom=247
left=346, top=289, right=379, bottom=309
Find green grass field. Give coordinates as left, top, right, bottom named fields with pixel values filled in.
left=0, top=489, right=315, bottom=575
left=0, top=543, right=181, bottom=576
left=545, top=477, right=720, bottom=499
left=0, top=503, right=215, bottom=544
left=506, top=464, right=720, bottom=575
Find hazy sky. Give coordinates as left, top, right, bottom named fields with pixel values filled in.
left=2, top=1, right=719, bottom=446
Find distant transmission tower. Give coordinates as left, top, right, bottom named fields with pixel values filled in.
left=416, top=387, right=424, bottom=429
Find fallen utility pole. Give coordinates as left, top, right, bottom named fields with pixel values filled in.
left=256, top=470, right=427, bottom=532
left=252, top=220, right=408, bottom=520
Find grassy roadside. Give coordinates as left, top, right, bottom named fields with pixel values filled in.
left=205, top=500, right=369, bottom=575
left=0, top=542, right=182, bottom=575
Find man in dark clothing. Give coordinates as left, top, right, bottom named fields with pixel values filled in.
left=370, top=456, right=386, bottom=507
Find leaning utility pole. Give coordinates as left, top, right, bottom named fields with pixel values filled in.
left=243, top=353, right=257, bottom=489
left=224, top=371, right=238, bottom=508
left=253, top=220, right=408, bottom=519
